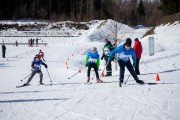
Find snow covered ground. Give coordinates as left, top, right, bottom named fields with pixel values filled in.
left=0, top=20, right=180, bottom=120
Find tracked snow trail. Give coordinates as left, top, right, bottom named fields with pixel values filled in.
left=1, top=39, right=180, bottom=120
left=0, top=23, right=180, bottom=120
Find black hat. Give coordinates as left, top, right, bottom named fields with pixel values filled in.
left=134, top=38, right=139, bottom=41
left=105, top=38, right=109, bottom=42
left=125, top=38, right=132, bottom=47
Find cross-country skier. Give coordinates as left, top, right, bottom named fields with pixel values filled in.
left=133, top=38, right=143, bottom=75
left=23, top=54, right=48, bottom=86
left=101, top=39, right=114, bottom=76
left=108, top=38, right=144, bottom=87
left=86, top=47, right=103, bottom=83
left=39, top=50, right=45, bottom=62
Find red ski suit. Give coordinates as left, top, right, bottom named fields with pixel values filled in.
left=133, top=41, right=142, bottom=59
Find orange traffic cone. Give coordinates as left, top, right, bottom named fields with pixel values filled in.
left=156, top=73, right=160, bottom=81
left=102, top=72, right=105, bottom=77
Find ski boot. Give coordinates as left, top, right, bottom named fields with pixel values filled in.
left=119, top=80, right=123, bottom=87
left=23, top=83, right=30, bottom=86
left=136, top=80, right=144, bottom=84
left=97, top=79, right=103, bottom=83
left=40, top=82, right=44, bottom=85
left=86, top=77, right=90, bottom=83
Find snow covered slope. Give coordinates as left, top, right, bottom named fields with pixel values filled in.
left=0, top=21, right=180, bottom=120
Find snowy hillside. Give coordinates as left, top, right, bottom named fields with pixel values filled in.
left=0, top=20, right=134, bottom=41
left=0, top=20, right=180, bottom=120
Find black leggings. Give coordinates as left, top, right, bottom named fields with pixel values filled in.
left=118, top=60, right=138, bottom=82
left=87, top=63, right=99, bottom=79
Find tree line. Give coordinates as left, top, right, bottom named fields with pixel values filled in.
left=0, top=0, right=179, bottom=26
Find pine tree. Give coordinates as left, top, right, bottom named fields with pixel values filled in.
left=159, top=0, right=180, bottom=15
left=137, top=0, right=145, bottom=16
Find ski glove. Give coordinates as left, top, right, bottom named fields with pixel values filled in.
left=45, top=64, right=48, bottom=68
left=101, top=56, right=104, bottom=60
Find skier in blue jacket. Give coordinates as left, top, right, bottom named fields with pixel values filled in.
left=108, top=38, right=144, bottom=87
left=86, top=47, right=103, bottom=83
left=23, top=54, right=48, bottom=86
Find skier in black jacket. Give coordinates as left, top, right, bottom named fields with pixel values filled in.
left=2, top=43, right=6, bottom=58
left=101, top=39, right=114, bottom=76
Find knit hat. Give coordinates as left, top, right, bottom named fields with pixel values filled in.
left=105, top=38, right=109, bottom=42
left=91, top=47, right=97, bottom=51
left=134, top=38, right=139, bottom=41
left=124, top=38, right=132, bottom=47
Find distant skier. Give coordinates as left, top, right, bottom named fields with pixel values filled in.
left=133, top=38, right=143, bottom=75
left=23, top=54, right=48, bottom=86
left=15, top=40, right=18, bottom=47
left=39, top=50, right=45, bottom=62
left=108, top=38, right=144, bottom=87
left=2, top=43, right=6, bottom=58
left=101, top=39, right=114, bottom=76
left=86, top=47, right=103, bottom=83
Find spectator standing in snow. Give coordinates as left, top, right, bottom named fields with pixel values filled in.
left=23, top=54, right=48, bottom=86
left=32, top=38, right=35, bottom=45
left=15, top=40, right=18, bottom=47
left=39, top=50, right=45, bottom=62
left=2, top=43, right=6, bottom=58
left=133, top=38, right=143, bottom=75
left=86, top=47, right=103, bottom=83
left=101, top=39, right=114, bottom=76
left=36, top=38, right=40, bottom=47
left=108, top=38, right=144, bottom=87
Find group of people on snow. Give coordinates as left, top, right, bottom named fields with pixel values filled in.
left=86, top=38, right=143, bottom=87
left=28, top=38, right=40, bottom=47
left=21, top=37, right=143, bottom=87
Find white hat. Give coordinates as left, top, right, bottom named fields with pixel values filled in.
left=91, top=47, right=97, bottom=51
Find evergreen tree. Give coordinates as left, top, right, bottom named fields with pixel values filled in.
left=137, top=0, right=145, bottom=16
left=159, top=0, right=180, bottom=15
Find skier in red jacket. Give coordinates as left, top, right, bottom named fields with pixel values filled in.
left=133, top=38, right=142, bottom=75
left=39, top=50, right=45, bottom=62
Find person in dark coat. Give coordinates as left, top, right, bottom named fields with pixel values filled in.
left=15, top=41, right=18, bottom=47
left=2, top=43, right=6, bottom=58
left=108, top=38, right=144, bottom=87
left=101, top=39, right=114, bottom=76
left=133, top=38, right=143, bottom=75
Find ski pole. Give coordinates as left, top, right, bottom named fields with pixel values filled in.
left=68, top=67, right=86, bottom=79
left=46, top=68, right=52, bottom=86
left=124, top=65, right=136, bottom=84
left=99, top=61, right=110, bottom=79
left=124, top=74, right=130, bottom=84
left=20, top=73, right=31, bottom=82
left=91, top=73, right=96, bottom=80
